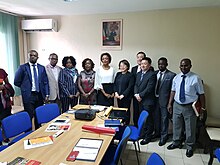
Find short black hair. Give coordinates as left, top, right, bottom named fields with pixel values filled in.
left=137, top=51, right=146, bottom=58
left=118, top=59, right=130, bottom=70
left=100, top=52, right=112, bottom=63
left=28, top=50, right=38, bottom=56
left=62, top=56, right=76, bottom=67
left=158, top=57, right=168, bottom=64
left=181, top=58, right=191, bottom=65
left=141, top=57, right=152, bottom=64
left=82, top=58, right=95, bottom=70
left=49, top=53, right=58, bottom=58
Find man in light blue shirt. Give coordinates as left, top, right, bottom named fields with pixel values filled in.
left=167, top=58, right=206, bottom=158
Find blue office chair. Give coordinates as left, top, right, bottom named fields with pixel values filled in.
left=2, top=111, right=33, bottom=145
left=0, top=129, right=8, bottom=152
left=146, top=152, right=165, bottom=165
left=35, top=103, right=60, bottom=126
left=215, top=148, right=220, bottom=162
left=128, top=110, right=149, bottom=165
left=101, top=126, right=131, bottom=165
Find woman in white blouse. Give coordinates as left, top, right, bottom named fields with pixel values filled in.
left=94, top=53, right=115, bottom=106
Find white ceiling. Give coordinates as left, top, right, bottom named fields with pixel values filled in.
left=0, top=0, right=220, bottom=16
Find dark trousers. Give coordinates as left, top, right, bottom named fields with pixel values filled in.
left=140, top=104, right=154, bottom=140
left=23, top=92, right=44, bottom=130
left=60, top=97, right=78, bottom=113
left=0, top=94, right=12, bottom=124
left=49, top=97, right=62, bottom=113
left=0, top=107, right=12, bottom=125
left=154, top=98, right=169, bottom=140
left=117, top=98, right=131, bottom=125
left=153, top=98, right=161, bottom=136
left=132, top=97, right=140, bottom=127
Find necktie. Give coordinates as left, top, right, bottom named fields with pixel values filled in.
left=156, top=72, right=162, bottom=95
left=32, top=64, right=39, bottom=92
left=140, top=72, right=144, bottom=81
left=179, top=75, right=186, bottom=102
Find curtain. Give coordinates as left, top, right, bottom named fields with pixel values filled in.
left=0, top=12, right=20, bottom=95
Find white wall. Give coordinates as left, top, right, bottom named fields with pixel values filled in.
left=25, top=7, right=220, bottom=117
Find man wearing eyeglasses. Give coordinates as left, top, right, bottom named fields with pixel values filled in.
left=45, top=53, right=62, bottom=106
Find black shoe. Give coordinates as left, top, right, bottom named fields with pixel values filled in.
left=167, top=143, right=182, bottom=150
left=140, top=138, right=151, bottom=145
left=158, top=139, right=167, bottom=146
left=3, top=138, right=10, bottom=143
left=186, top=149, right=193, bottom=157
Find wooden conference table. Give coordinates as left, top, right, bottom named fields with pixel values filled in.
left=0, top=105, right=126, bottom=165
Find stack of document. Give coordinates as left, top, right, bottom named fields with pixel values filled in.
left=72, top=138, right=103, bottom=161
left=45, top=118, right=71, bottom=132
left=24, top=136, right=53, bottom=150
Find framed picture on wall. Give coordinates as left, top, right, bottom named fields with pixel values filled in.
left=101, top=19, right=122, bottom=50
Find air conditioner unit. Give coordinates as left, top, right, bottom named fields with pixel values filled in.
left=21, top=19, right=58, bottom=32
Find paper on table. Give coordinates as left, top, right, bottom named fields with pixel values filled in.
left=73, top=147, right=99, bottom=161
left=90, top=105, right=106, bottom=112
left=76, top=138, right=103, bottom=148
left=54, top=118, right=70, bottom=123
left=24, top=137, right=53, bottom=150
left=45, top=123, right=71, bottom=132
left=72, top=138, right=103, bottom=161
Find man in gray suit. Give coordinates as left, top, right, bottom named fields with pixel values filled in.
left=45, top=53, right=62, bottom=106
left=153, top=57, right=176, bottom=146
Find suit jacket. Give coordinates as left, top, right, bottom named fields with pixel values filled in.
left=14, top=63, right=49, bottom=104
left=155, top=69, right=176, bottom=107
left=45, top=64, right=62, bottom=100
left=113, top=71, right=135, bottom=100
left=134, top=70, right=156, bottom=107
left=58, top=68, right=79, bottom=98
left=131, top=65, right=138, bottom=76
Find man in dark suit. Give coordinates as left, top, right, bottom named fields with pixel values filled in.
left=14, top=50, right=49, bottom=129
left=134, top=57, right=156, bottom=145
left=131, top=51, right=146, bottom=126
left=153, top=57, right=176, bottom=146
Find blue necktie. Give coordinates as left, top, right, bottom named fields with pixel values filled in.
left=32, top=64, right=39, bottom=92
left=140, top=72, right=144, bottom=81
left=179, top=75, right=186, bottom=102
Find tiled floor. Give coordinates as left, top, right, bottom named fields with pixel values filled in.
left=122, top=139, right=220, bottom=165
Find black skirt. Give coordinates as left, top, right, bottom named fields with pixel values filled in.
left=97, top=83, right=114, bottom=106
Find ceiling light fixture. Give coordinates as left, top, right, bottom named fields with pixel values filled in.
left=63, top=0, right=73, bottom=2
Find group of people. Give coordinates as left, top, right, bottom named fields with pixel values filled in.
left=0, top=49, right=206, bottom=158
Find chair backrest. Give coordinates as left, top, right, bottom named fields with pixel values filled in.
left=215, top=148, right=220, bottom=162
left=114, top=126, right=131, bottom=164
left=147, top=152, right=165, bottom=165
left=137, top=110, right=149, bottom=136
left=35, top=103, right=60, bottom=125
left=2, top=111, right=32, bottom=138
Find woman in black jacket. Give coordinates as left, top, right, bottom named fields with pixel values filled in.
left=114, top=59, right=135, bottom=125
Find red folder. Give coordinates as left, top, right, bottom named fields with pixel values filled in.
left=192, top=100, right=201, bottom=117
left=82, top=125, right=116, bottom=135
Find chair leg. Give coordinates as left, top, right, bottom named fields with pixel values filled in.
left=208, top=142, right=214, bottom=165
left=133, top=141, right=140, bottom=165
left=120, top=158, right=123, bottom=165
left=137, top=140, right=141, bottom=153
